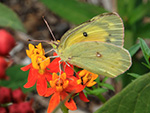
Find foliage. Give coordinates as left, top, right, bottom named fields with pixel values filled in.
left=0, top=65, right=35, bottom=93
left=40, top=0, right=107, bottom=24
left=95, top=72, right=150, bottom=113
left=0, top=3, right=26, bottom=32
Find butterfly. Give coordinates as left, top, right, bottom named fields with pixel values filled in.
left=50, top=12, right=132, bottom=78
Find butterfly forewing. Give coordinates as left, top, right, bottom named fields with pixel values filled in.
left=59, top=12, right=124, bottom=50
left=60, top=41, right=131, bottom=78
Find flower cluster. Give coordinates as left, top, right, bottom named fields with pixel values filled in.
left=0, top=86, right=34, bottom=113
left=21, top=43, right=98, bottom=113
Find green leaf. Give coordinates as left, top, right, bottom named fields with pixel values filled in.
left=95, top=72, right=150, bottom=113
left=129, top=43, right=140, bottom=57
left=141, top=62, right=150, bottom=69
left=117, top=0, right=137, bottom=17
left=128, top=3, right=150, bottom=25
left=136, top=24, right=150, bottom=38
left=128, top=73, right=140, bottom=78
left=124, top=30, right=134, bottom=49
left=0, top=65, right=35, bottom=93
left=40, top=0, right=107, bottom=25
left=139, top=38, right=150, bottom=65
left=0, top=3, right=26, bottom=32
left=99, top=83, right=115, bottom=91
left=87, top=88, right=108, bottom=95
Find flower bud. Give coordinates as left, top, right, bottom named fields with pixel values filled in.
left=18, top=102, right=34, bottom=113
left=0, top=107, right=7, bottom=113
left=0, top=29, right=16, bottom=56
left=9, top=103, right=20, bottom=113
left=12, top=88, right=26, bottom=103
left=0, top=87, right=12, bottom=104
left=0, top=57, right=8, bottom=80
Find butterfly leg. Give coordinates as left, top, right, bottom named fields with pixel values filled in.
left=45, top=48, right=55, bottom=55
left=59, top=60, right=61, bottom=75
left=65, top=62, right=80, bottom=77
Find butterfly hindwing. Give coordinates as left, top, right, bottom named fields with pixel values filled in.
left=59, top=41, right=131, bottom=78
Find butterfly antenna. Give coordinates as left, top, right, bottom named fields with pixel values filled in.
left=42, top=16, right=56, bottom=41
left=28, top=39, right=51, bottom=43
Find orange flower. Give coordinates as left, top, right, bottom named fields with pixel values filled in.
left=44, top=73, right=84, bottom=113
left=77, top=69, right=98, bottom=87
left=21, top=43, right=51, bottom=96
left=50, top=73, right=69, bottom=92
left=21, top=64, right=52, bottom=96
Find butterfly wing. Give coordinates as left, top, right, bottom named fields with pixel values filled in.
left=59, top=12, right=124, bottom=50
left=59, top=41, right=131, bottom=78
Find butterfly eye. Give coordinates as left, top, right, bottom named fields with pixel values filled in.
left=83, top=32, right=88, bottom=37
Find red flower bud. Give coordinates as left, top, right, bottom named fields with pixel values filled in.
left=18, top=102, right=34, bottom=113
left=0, top=57, right=8, bottom=80
left=9, top=103, right=20, bottom=113
left=9, top=101, right=34, bottom=113
left=0, top=87, right=12, bottom=104
left=0, top=107, right=7, bottom=113
left=0, top=29, right=16, bottom=56
left=12, top=88, right=26, bottom=103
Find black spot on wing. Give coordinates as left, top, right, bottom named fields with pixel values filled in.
left=83, top=32, right=88, bottom=37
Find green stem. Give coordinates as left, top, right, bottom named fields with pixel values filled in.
left=60, top=104, right=68, bottom=113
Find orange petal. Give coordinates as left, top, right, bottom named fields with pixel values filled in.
left=26, top=50, right=31, bottom=58
left=21, top=63, right=32, bottom=71
left=63, top=80, right=69, bottom=89
left=50, top=81, right=55, bottom=88
left=52, top=73, right=58, bottom=80
left=47, top=92, right=60, bottom=113
left=65, top=98, right=77, bottom=110
left=79, top=70, right=87, bottom=77
left=56, top=86, right=63, bottom=92
left=79, top=91, right=89, bottom=102
left=86, top=81, right=97, bottom=87
left=61, top=73, right=66, bottom=80
left=93, top=74, right=98, bottom=80
left=29, top=43, right=35, bottom=50
left=44, top=88, right=55, bottom=97
left=36, top=77, right=47, bottom=96
left=61, top=91, right=77, bottom=110
left=24, top=72, right=37, bottom=88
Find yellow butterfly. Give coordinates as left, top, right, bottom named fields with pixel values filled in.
left=50, top=12, right=132, bottom=78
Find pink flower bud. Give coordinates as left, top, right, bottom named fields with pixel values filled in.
left=0, top=87, right=12, bottom=104
left=0, top=57, right=8, bottom=80
left=0, top=29, right=16, bottom=56
left=12, top=88, right=26, bottom=103
left=0, top=107, right=7, bottom=113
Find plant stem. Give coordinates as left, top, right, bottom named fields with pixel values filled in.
left=60, top=104, right=68, bottom=113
